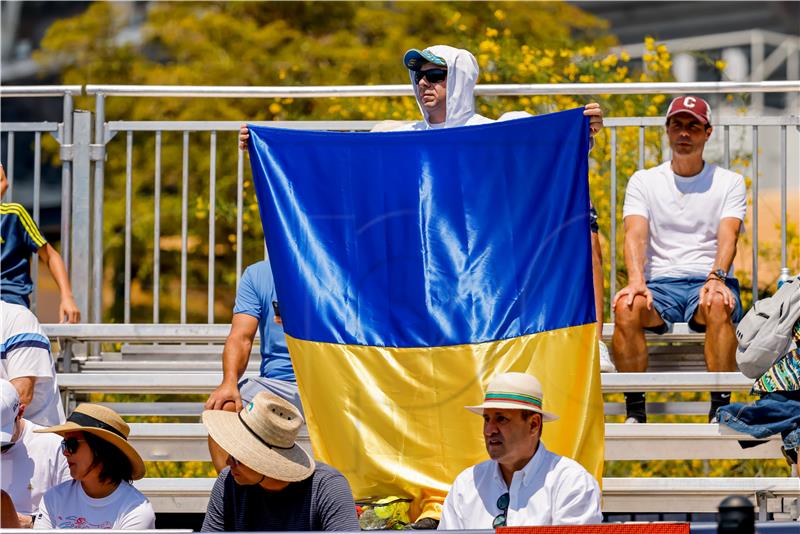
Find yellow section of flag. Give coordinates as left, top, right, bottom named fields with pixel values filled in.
left=288, top=322, right=602, bottom=519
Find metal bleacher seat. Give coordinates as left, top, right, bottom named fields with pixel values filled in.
left=45, top=322, right=800, bottom=519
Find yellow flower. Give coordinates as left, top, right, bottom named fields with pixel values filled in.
left=646, top=105, right=658, bottom=115
left=520, top=97, right=531, bottom=106
left=563, top=63, right=579, bottom=78
left=278, top=70, right=286, bottom=80
left=579, top=74, right=593, bottom=83
left=559, top=49, right=571, bottom=58
left=269, top=103, right=282, bottom=114
left=600, top=54, right=618, bottom=68
left=620, top=51, right=630, bottom=62
left=578, top=46, right=596, bottom=57
left=494, top=9, right=506, bottom=21
left=478, top=54, right=489, bottom=68
left=642, top=53, right=654, bottom=62
left=652, top=94, right=666, bottom=104
left=485, top=27, right=498, bottom=38
left=656, top=44, right=668, bottom=55
left=545, top=49, right=555, bottom=58
left=538, top=57, right=554, bottom=68
left=479, top=40, right=494, bottom=53
left=644, top=36, right=655, bottom=50
left=715, top=59, right=727, bottom=71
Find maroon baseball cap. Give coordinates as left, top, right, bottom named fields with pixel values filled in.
left=666, top=95, right=711, bottom=124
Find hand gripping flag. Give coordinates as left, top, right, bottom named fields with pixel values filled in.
left=248, top=108, right=603, bottom=520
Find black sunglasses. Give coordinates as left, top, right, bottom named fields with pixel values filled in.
left=61, top=437, right=86, bottom=454
left=492, top=492, right=509, bottom=528
left=414, top=68, right=447, bottom=84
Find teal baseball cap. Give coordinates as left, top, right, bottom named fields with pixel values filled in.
left=403, top=48, right=447, bottom=70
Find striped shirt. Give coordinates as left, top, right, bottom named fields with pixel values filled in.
left=1, top=203, right=47, bottom=307
left=201, top=463, right=360, bottom=532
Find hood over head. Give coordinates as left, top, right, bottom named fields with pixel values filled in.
left=407, top=45, right=491, bottom=129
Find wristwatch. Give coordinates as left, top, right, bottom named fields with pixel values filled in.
left=708, top=268, right=727, bottom=282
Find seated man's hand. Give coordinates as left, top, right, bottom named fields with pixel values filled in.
left=205, top=382, right=242, bottom=412
left=700, top=278, right=735, bottom=310
left=612, top=280, right=653, bottom=311
left=583, top=103, right=603, bottom=137
left=59, top=295, right=80, bottom=324
left=239, top=123, right=250, bottom=152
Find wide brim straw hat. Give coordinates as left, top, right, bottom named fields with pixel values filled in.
left=465, top=372, right=559, bottom=422
left=35, top=403, right=146, bottom=480
left=202, top=392, right=315, bottom=482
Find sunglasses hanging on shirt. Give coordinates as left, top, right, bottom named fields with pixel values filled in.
left=414, top=68, right=447, bottom=84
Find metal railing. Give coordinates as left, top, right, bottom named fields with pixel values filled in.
left=0, top=86, right=80, bottom=315
left=2, top=82, right=798, bottom=328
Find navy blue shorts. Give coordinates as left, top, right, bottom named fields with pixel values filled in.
left=647, top=276, right=743, bottom=333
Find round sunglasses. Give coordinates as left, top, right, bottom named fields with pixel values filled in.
left=492, top=492, right=510, bottom=528
left=414, top=68, right=447, bottom=84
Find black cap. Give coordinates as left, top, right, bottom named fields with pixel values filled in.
left=718, top=495, right=754, bottom=534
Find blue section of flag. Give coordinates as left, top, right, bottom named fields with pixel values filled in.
left=248, top=108, right=593, bottom=348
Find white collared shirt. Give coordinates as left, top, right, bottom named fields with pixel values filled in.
left=438, top=443, right=602, bottom=529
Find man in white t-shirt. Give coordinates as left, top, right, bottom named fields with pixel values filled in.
left=612, top=96, right=747, bottom=423
left=439, top=372, right=602, bottom=529
left=1, top=379, right=69, bottom=527
left=0, top=302, right=65, bottom=427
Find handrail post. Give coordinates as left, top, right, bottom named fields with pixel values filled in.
left=68, top=110, right=92, bottom=324
left=60, top=91, right=73, bottom=273
left=92, top=93, right=106, bottom=327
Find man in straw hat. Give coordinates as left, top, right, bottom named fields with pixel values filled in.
left=201, top=391, right=359, bottom=531
left=33, top=404, right=155, bottom=529
left=1, top=379, right=69, bottom=527
left=439, top=372, right=602, bottom=528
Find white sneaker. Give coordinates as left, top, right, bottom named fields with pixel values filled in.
left=624, top=417, right=641, bottom=424
left=599, top=341, right=616, bottom=373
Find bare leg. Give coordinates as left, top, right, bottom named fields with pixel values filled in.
left=612, top=295, right=664, bottom=373
left=692, top=292, right=737, bottom=372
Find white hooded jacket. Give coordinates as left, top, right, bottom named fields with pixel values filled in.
left=393, top=45, right=493, bottom=131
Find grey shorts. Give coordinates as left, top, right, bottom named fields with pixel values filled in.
left=238, top=376, right=304, bottom=417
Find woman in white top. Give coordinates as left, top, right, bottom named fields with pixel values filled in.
left=32, top=404, right=155, bottom=529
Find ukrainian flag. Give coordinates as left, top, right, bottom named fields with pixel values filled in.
left=248, top=108, right=603, bottom=519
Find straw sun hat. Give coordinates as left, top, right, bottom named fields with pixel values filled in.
left=202, top=392, right=315, bottom=482
left=35, top=404, right=146, bottom=480
left=465, top=372, right=559, bottom=422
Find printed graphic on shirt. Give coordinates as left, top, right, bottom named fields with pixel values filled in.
left=57, top=515, right=113, bottom=529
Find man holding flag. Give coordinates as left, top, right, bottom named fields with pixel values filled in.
left=240, top=44, right=607, bottom=527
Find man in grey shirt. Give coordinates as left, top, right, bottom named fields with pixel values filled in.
left=201, top=392, right=359, bottom=531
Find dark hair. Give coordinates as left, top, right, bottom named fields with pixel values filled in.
left=84, top=432, right=134, bottom=484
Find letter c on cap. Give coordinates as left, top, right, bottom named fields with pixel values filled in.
left=684, top=96, right=696, bottom=108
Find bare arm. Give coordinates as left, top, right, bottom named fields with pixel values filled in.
left=9, top=376, right=35, bottom=406
left=612, top=215, right=653, bottom=310
left=204, top=313, right=259, bottom=411
left=700, top=217, right=742, bottom=308
left=37, top=244, right=80, bottom=323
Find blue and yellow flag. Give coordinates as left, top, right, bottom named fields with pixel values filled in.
left=249, top=108, right=603, bottom=519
